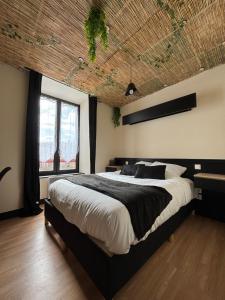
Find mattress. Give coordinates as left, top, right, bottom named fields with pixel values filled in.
left=49, top=172, right=194, bottom=255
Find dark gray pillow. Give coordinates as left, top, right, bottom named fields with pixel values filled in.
left=120, top=164, right=140, bottom=176
left=134, top=165, right=166, bottom=180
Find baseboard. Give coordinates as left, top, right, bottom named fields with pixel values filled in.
left=0, top=208, right=22, bottom=221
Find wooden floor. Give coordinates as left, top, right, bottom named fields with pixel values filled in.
left=0, top=213, right=225, bottom=300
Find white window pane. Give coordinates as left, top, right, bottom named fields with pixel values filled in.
left=39, top=96, right=57, bottom=172
left=59, top=103, right=78, bottom=171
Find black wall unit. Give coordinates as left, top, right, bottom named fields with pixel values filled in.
left=122, top=93, right=197, bottom=125
left=113, top=158, right=225, bottom=180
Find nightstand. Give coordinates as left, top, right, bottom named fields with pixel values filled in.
left=194, top=173, right=225, bottom=222
left=105, top=165, right=122, bottom=172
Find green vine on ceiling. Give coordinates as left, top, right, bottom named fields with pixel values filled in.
left=102, top=69, right=118, bottom=86
left=85, top=7, right=109, bottom=62
left=1, top=23, right=60, bottom=46
left=138, top=0, right=186, bottom=68
left=95, top=68, right=125, bottom=93
left=64, top=59, right=89, bottom=85
left=64, top=62, right=107, bottom=86
left=64, top=58, right=122, bottom=95
left=105, top=74, right=118, bottom=87
left=90, top=66, right=105, bottom=78
left=65, top=61, right=116, bottom=86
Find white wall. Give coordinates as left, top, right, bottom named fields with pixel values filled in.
left=115, top=64, right=225, bottom=159
left=0, top=63, right=28, bottom=213
left=95, top=103, right=117, bottom=172
left=0, top=64, right=116, bottom=209
left=2, top=62, right=224, bottom=210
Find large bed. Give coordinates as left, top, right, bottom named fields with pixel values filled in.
left=49, top=171, right=194, bottom=255
left=45, top=159, right=197, bottom=300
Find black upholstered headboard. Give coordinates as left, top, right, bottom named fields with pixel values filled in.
left=113, top=158, right=225, bottom=180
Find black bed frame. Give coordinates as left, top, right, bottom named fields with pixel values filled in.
left=44, top=157, right=225, bottom=300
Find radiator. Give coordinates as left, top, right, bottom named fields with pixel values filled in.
left=40, top=174, right=81, bottom=199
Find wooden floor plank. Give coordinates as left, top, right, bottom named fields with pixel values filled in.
left=0, top=213, right=225, bottom=300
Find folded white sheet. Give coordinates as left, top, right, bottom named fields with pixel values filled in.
left=49, top=172, right=194, bottom=254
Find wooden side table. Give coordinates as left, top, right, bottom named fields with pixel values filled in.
left=194, top=172, right=225, bottom=222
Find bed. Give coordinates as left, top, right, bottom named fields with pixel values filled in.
left=45, top=160, right=196, bottom=300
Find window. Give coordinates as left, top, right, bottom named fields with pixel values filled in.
left=39, top=94, right=79, bottom=175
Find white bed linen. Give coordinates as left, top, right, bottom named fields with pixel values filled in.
left=49, top=172, right=194, bottom=255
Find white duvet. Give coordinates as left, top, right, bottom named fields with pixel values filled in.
left=49, top=172, right=194, bottom=255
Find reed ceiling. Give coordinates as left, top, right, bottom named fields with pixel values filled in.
left=0, top=0, right=224, bottom=106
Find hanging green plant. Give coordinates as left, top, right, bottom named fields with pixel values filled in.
left=112, top=107, right=121, bottom=127
left=84, top=7, right=108, bottom=62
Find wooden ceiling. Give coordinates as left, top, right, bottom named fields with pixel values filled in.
left=0, top=0, right=224, bottom=106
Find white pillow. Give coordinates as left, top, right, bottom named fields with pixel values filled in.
left=151, top=161, right=187, bottom=178
left=135, top=161, right=152, bottom=166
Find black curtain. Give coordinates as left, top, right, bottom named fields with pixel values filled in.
left=89, top=95, right=97, bottom=174
left=23, top=70, right=43, bottom=215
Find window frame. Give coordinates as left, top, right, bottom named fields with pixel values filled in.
left=39, top=93, right=80, bottom=176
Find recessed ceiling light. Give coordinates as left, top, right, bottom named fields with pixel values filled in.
left=199, top=67, right=205, bottom=72
left=78, top=57, right=84, bottom=62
